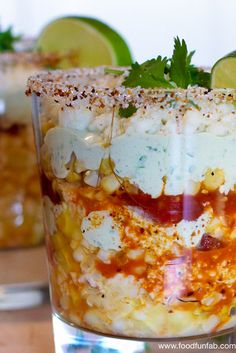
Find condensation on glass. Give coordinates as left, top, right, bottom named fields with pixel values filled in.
left=28, top=67, right=236, bottom=339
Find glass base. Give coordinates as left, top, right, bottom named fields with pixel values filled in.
left=52, top=314, right=146, bottom=353
left=52, top=314, right=236, bottom=353
left=0, top=245, right=49, bottom=310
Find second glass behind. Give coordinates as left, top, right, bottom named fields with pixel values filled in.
left=0, top=52, right=61, bottom=309
left=28, top=68, right=236, bottom=340
left=0, top=53, right=44, bottom=248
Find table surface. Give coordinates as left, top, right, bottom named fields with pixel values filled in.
left=0, top=246, right=53, bottom=352
left=0, top=303, right=54, bottom=353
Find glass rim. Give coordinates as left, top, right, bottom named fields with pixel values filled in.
left=26, top=67, right=236, bottom=109
left=0, top=51, right=62, bottom=68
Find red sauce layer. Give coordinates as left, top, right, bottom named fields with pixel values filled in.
left=43, top=181, right=236, bottom=226
left=121, top=191, right=236, bottom=225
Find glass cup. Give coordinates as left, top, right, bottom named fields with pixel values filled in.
left=0, top=52, right=60, bottom=309
left=28, top=67, right=236, bottom=350
left=0, top=53, right=44, bottom=248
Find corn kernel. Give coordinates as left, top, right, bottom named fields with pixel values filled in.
left=69, top=283, right=82, bottom=306
left=84, top=171, right=99, bottom=187
left=56, top=210, right=77, bottom=238
left=73, top=248, right=84, bottom=262
left=127, top=249, right=144, bottom=260
left=94, top=191, right=106, bottom=201
left=41, top=119, right=55, bottom=135
left=201, top=293, right=223, bottom=306
left=134, top=266, right=146, bottom=275
left=52, top=232, right=78, bottom=272
left=230, top=228, right=236, bottom=239
left=203, top=169, right=225, bottom=191
left=70, top=239, right=80, bottom=250
left=66, top=170, right=81, bottom=183
left=101, top=174, right=120, bottom=194
left=145, top=252, right=156, bottom=265
left=84, top=309, right=105, bottom=329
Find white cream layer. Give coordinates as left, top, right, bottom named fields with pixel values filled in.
left=45, top=125, right=236, bottom=196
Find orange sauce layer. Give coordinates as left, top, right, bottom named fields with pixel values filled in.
left=45, top=183, right=236, bottom=320
left=96, top=256, right=147, bottom=279
left=96, top=240, right=236, bottom=316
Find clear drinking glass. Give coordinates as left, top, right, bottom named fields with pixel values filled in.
left=0, top=53, right=45, bottom=248
left=28, top=67, right=236, bottom=351
left=0, top=52, right=60, bottom=309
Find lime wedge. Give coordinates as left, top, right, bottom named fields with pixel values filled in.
left=211, top=52, right=236, bottom=88
left=36, top=17, right=132, bottom=68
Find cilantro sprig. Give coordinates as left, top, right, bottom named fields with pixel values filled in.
left=104, top=37, right=210, bottom=118
left=122, top=37, right=210, bottom=89
left=189, top=66, right=210, bottom=88
left=170, top=37, right=193, bottom=88
left=0, top=26, right=21, bottom=52
left=104, top=68, right=124, bottom=76
left=119, top=103, right=137, bottom=118
left=123, top=56, right=172, bottom=89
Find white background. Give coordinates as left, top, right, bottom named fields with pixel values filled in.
left=1, top=0, right=235, bottom=66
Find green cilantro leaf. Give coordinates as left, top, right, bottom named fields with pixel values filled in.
left=104, top=68, right=125, bottom=76
left=0, top=26, right=21, bottom=52
left=187, top=50, right=195, bottom=66
left=119, top=103, right=137, bottom=118
left=170, top=37, right=192, bottom=88
left=122, top=37, right=209, bottom=89
left=189, top=66, right=211, bottom=88
left=123, top=57, right=172, bottom=89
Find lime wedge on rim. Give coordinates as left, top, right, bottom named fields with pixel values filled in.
left=211, top=52, right=236, bottom=88
left=36, top=17, right=132, bottom=68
